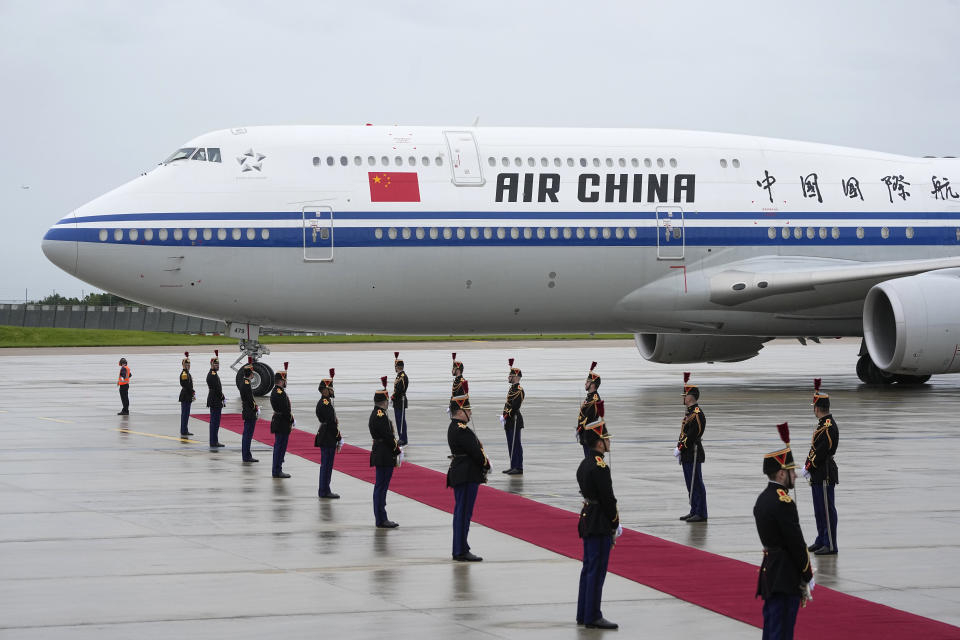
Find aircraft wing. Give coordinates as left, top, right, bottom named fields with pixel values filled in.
left=707, top=255, right=960, bottom=306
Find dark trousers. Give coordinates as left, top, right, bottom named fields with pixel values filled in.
left=577, top=534, right=612, bottom=625
left=318, top=446, right=336, bottom=496
left=394, top=403, right=408, bottom=444
left=373, top=465, right=394, bottom=524
left=208, top=405, right=221, bottom=446
left=241, top=416, right=256, bottom=461
left=118, top=385, right=129, bottom=412
left=452, top=482, right=479, bottom=556
left=272, top=431, right=289, bottom=476
left=762, top=593, right=801, bottom=640
left=811, top=481, right=838, bottom=551
left=504, top=415, right=523, bottom=470
left=180, top=401, right=192, bottom=435
left=682, top=460, right=708, bottom=517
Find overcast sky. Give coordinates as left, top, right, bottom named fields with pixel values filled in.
left=2, top=0, right=959, bottom=300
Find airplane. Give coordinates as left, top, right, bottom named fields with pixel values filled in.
left=41, top=125, right=960, bottom=395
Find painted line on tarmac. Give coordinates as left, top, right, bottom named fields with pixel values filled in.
left=116, top=428, right=202, bottom=444
left=38, top=417, right=73, bottom=424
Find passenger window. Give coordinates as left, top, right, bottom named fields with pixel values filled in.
left=340, top=156, right=348, bottom=166
left=483, top=227, right=493, bottom=239
left=144, top=229, right=154, bottom=241
left=326, top=156, right=335, bottom=166
left=395, top=156, right=403, bottom=166
left=202, top=228, right=212, bottom=241
left=173, top=229, right=183, bottom=241
left=435, top=156, right=444, bottom=166
left=368, top=156, right=376, bottom=166
left=207, top=148, right=221, bottom=162
left=488, top=157, right=496, bottom=167
left=408, top=156, right=416, bottom=166
left=354, top=156, right=362, bottom=166
left=381, top=156, right=390, bottom=165
left=429, top=228, right=439, bottom=239
left=422, top=156, right=430, bottom=166
left=217, top=228, right=226, bottom=241
left=159, top=229, right=169, bottom=241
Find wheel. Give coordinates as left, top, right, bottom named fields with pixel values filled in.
left=252, top=362, right=274, bottom=396
left=856, top=356, right=869, bottom=383
left=893, top=374, right=931, bottom=385
left=862, top=357, right=893, bottom=384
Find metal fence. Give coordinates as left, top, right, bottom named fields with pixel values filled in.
left=0, top=304, right=228, bottom=334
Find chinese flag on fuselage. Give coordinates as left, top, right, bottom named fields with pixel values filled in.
left=368, top=172, right=421, bottom=202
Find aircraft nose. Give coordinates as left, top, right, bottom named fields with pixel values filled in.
left=41, top=213, right=79, bottom=275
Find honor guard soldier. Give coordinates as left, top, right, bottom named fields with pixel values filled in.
left=178, top=352, right=195, bottom=437
left=206, top=350, right=226, bottom=449
left=501, top=358, right=525, bottom=475
left=238, top=359, right=259, bottom=463
left=369, top=376, right=401, bottom=527
left=269, top=362, right=293, bottom=478
left=447, top=382, right=490, bottom=561
left=802, top=379, right=839, bottom=555
left=117, top=357, right=131, bottom=415
left=576, top=417, right=621, bottom=630
left=315, top=369, right=343, bottom=499
left=577, top=362, right=603, bottom=457
left=755, top=422, right=814, bottom=640
left=675, top=372, right=708, bottom=522
left=451, top=352, right=466, bottom=399
left=392, top=352, right=410, bottom=445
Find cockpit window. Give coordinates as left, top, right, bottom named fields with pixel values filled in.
left=164, top=147, right=195, bottom=163
left=163, top=147, right=221, bottom=164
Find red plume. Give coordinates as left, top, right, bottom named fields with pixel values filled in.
left=452, top=352, right=457, bottom=361
left=590, top=361, right=597, bottom=371
left=394, top=351, right=399, bottom=358
left=777, top=422, right=790, bottom=444
left=683, top=371, right=690, bottom=383
left=461, top=380, right=469, bottom=394
left=597, top=399, right=605, bottom=417
left=184, top=351, right=189, bottom=357
left=814, top=378, right=822, bottom=392
left=214, top=349, right=218, bottom=357
left=329, top=368, right=335, bottom=379
left=380, top=375, right=387, bottom=388
left=508, top=358, right=514, bottom=367
left=283, top=361, right=289, bottom=371
left=247, top=356, right=253, bottom=364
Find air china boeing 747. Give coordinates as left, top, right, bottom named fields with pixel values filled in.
left=42, top=125, right=960, bottom=394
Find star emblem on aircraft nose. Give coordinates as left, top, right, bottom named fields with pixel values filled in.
left=236, top=149, right=266, bottom=172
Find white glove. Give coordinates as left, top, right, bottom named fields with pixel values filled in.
left=255, top=406, right=261, bottom=417
left=336, top=439, right=344, bottom=452
left=615, top=524, right=623, bottom=538
left=445, top=406, right=451, bottom=416
left=672, top=447, right=681, bottom=459
left=807, top=575, right=816, bottom=594
left=498, top=415, right=506, bottom=427
left=800, top=467, right=811, bottom=480
left=396, top=449, right=405, bottom=467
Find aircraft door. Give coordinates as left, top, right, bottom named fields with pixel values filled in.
left=443, top=131, right=485, bottom=186
left=303, top=206, right=333, bottom=261
left=656, top=206, right=684, bottom=260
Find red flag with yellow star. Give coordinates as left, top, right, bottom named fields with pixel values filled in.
left=368, top=172, right=421, bottom=202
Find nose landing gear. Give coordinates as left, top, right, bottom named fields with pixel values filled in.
left=228, top=330, right=275, bottom=396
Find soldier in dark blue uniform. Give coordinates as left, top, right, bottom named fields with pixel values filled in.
left=269, top=363, right=293, bottom=478
left=676, top=372, right=707, bottom=522
left=576, top=417, right=620, bottom=630
left=501, top=358, right=525, bottom=475
left=178, top=352, right=194, bottom=437
left=370, top=376, right=400, bottom=527
left=577, top=362, right=603, bottom=458
left=802, top=379, right=840, bottom=555
left=451, top=352, right=466, bottom=399
left=205, top=350, right=225, bottom=449
left=447, top=383, right=489, bottom=561
left=754, top=423, right=814, bottom=640
left=392, top=352, right=410, bottom=446
left=238, top=360, right=259, bottom=463
left=315, top=368, right=342, bottom=499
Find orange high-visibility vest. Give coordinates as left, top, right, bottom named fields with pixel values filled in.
left=118, top=366, right=132, bottom=385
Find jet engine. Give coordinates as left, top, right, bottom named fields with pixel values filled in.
left=634, top=333, right=768, bottom=364
left=863, top=268, right=960, bottom=375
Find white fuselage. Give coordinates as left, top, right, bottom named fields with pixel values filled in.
left=42, top=125, right=960, bottom=336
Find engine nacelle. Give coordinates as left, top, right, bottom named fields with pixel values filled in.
left=863, top=268, right=960, bottom=375
left=635, top=333, right=767, bottom=364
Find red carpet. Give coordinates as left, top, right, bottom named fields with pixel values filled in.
left=199, top=414, right=960, bottom=639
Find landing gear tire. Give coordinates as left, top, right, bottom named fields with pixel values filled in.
left=857, top=355, right=930, bottom=385
left=236, top=362, right=274, bottom=396
left=892, top=374, right=931, bottom=385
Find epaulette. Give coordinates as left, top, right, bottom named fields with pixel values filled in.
left=244, top=380, right=250, bottom=385
left=322, top=398, right=330, bottom=405
left=693, top=407, right=700, bottom=414
left=180, top=372, right=188, bottom=379
left=595, top=455, right=607, bottom=469
left=458, top=422, right=468, bottom=429
left=211, top=371, right=217, bottom=376
left=777, top=488, right=792, bottom=503
left=824, top=418, right=832, bottom=427
left=276, top=389, right=283, bottom=395
left=376, top=409, right=384, bottom=417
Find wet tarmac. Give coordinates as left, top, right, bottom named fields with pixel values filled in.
left=1, top=339, right=959, bottom=638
